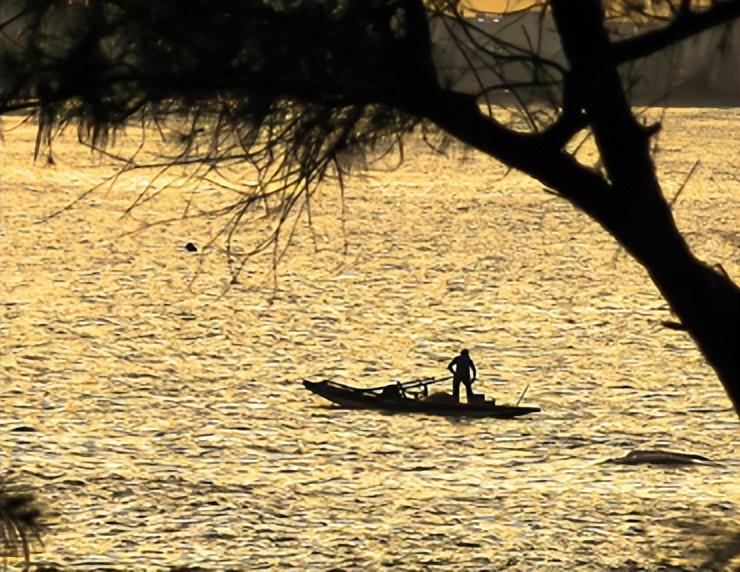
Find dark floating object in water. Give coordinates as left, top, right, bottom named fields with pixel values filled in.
left=10, top=425, right=36, bottom=432
left=185, top=242, right=198, bottom=252
left=605, top=449, right=717, bottom=466
left=303, top=379, right=540, bottom=418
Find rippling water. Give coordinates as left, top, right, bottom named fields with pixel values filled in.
left=1, top=110, right=739, bottom=570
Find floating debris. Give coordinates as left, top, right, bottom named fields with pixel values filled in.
left=604, top=449, right=718, bottom=466
left=9, top=426, right=36, bottom=433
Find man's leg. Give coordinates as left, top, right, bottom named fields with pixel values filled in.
left=464, top=381, right=475, bottom=403
left=452, top=378, right=460, bottom=402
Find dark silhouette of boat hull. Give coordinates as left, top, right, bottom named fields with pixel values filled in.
left=303, top=380, right=541, bottom=418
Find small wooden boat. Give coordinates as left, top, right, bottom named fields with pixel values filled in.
left=303, top=379, right=540, bottom=418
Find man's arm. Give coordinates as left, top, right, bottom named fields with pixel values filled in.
left=447, top=358, right=456, bottom=374
left=471, top=361, right=477, bottom=381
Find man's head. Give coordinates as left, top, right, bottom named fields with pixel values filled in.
left=461, top=349, right=469, bottom=356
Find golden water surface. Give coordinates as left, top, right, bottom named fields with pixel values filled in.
left=1, top=110, right=738, bottom=570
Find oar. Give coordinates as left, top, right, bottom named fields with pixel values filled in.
left=360, top=375, right=451, bottom=393
left=515, top=383, right=530, bottom=407
left=398, top=375, right=454, bottom=397
left=399, top=375, right=451, bottom=390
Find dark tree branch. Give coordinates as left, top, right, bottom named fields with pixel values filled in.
left=551, top=0, right=740, bottom=413
left=612, top=0, right=740, bottom=64
left=552, top=0, right=657, bottom=196
left=538, top=74, right=589, bottom=149
left=662, top=319, right=688, bottom=331
left=417, top=88, right=616, bottom=223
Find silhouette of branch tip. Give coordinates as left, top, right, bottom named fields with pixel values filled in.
left=612, top=0, right=740, bottom=64
left=539, top=106, right=589, bottom=150
left=713, top=263, right=731, bottom=280
left=642, top=121, right=661, bottom=137
left=661, top=320, right=687, bottom=331
left=669, top=159, right=700, bottom=208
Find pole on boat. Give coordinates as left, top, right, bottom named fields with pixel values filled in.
left=360, top=375, right=452, bottom=393
left=399, top=375, right=452, bottom=391
left=515, top=383, right=530, bottom=407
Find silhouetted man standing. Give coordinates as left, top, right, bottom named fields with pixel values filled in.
left=448, top=349, right=477, bottom=403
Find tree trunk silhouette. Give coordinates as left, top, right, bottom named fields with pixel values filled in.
left=551, top=0, right=740, bottom=412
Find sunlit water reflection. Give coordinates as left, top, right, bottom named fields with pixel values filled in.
left=1, top=110, right=738, bottom=570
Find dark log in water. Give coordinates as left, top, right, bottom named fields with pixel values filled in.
left=604, top=449, right=719, bottom=466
